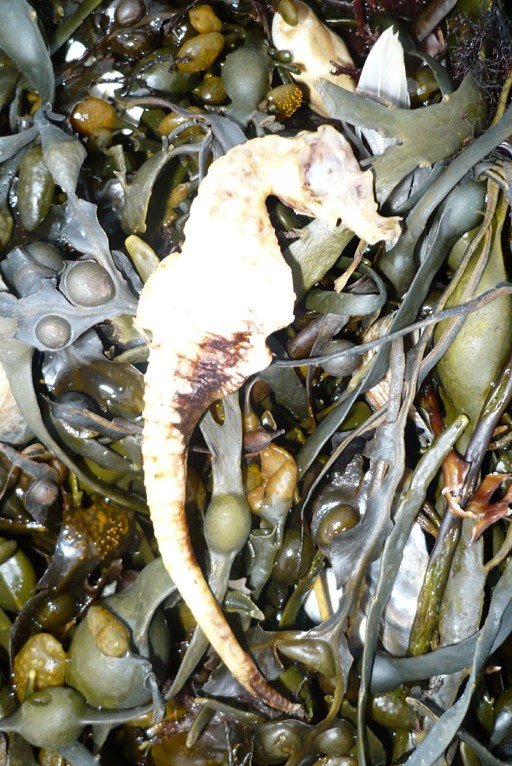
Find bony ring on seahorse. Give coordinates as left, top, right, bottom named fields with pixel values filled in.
left=136, top=124, right=401, bottom=713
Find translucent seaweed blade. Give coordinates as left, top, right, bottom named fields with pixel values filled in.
left=37, top=112, right=87, bottom=196
left=380, top=523, right=429, bottom=655
left=406, top=557, right=512, bottom=765
left=356, top=26, right=409, bottom=157
left=0, top=0, right=55, bottom=105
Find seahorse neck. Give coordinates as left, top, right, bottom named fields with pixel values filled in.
left=181, top=136, right=302, bottom=264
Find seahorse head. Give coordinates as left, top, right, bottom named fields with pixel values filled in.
left=296, top=124, right=402, bottom=243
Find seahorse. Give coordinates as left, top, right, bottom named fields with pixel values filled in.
left=136, top=124, right=401, bottom=712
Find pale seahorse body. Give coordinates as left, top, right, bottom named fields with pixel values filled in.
left=136, top=124, right=401, bottom=712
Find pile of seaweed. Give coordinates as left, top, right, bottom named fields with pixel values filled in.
left=0, top=0, right=510, bottom=764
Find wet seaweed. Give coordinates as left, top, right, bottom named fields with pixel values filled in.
left=0, top=0, right=510, bottom=764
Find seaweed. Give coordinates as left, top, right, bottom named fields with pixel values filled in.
left=0, top=0, right=510, bottom=763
